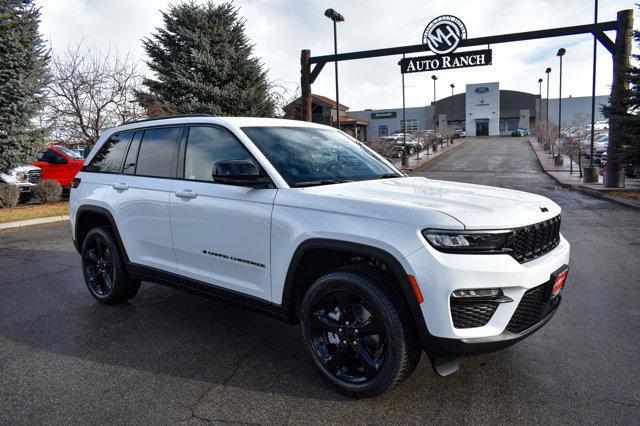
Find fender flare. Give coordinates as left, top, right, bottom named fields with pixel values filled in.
left=281, top=238, right=429, bottom=342
left=74, top=205, right=130, bottom=263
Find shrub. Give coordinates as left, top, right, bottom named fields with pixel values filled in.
left=0, top=183, right=20, bottom=208
left=367, top=137, right=400, bottom=158
left=34, top=180, right=62, bottom=204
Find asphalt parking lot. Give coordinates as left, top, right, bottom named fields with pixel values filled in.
left=1, top=137, right=639, bottom=424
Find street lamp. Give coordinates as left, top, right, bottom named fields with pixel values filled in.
left=537, top=78, right=543, bottom=128
left=324, top=8, right=344, bottom=130
left=545, top=67, right=551, bottom=124
left=450, top=84, right=455, bottom=126
left=557, top=48, right=566, bottom=140
left=431, top=75, right=438, bottom=131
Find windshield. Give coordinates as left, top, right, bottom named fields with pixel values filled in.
left=241, top=126, right=402, bottom=187
left=56, top=146, right=84, bottom=159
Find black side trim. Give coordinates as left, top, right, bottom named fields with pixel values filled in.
left=126, top=262, right=292, bottom=323
left=74, top=206, right=130, bottom=263
left=281, top=238, right=430, bottom=346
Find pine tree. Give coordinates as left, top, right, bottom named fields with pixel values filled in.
left=139, top=1, right=274, bottom=118
left=0, top=0, right=49, bottom=173
left=603, top=24, right=640, bottom=171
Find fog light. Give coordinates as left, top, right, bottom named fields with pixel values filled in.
left=452, top=288, right=501, bottom=299
left=451, top=288, right=513, bottom=303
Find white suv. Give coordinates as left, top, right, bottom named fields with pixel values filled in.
left=70, top=115, right=570, bottom=397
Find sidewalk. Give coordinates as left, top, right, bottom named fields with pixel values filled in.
left=392, top=138, right=467, bottom=171
left=529, top=139, right=640, bottom=209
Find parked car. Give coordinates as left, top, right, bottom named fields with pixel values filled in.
left=454, top=129, right=466, bottom=138
left=511, top=128, right=530, bottom=137
left=70, top=116, right=570, bottom=397
left=594, top=120, right=609, bottom=131
left=0, top=165, right=42, bottom=203
left=381, top=135, right=419, bottom=157
left=33, top=145, right=85, bottom=189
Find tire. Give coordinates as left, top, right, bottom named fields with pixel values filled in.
left=18, top=193, right=33, bottom=204
left=300, top=267, right=418, bottom=397
left=396, top=150, right=404, bottom=158
left=408, top=147, right=416, bottom=155
left=81, top=226, right=140, bottom=304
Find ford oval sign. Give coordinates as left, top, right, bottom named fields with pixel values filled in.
left=475, top=86, right=490, bottom=93
left=422, top=15, right=467, bottom=55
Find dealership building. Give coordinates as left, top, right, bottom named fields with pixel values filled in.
left=347, top=82, right=609, bottom=138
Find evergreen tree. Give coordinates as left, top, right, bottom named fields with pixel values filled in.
left=139, top=1, right=274, bottom=117
left=0, top=0, right=49, bottom=173
left=603, top=21, right=640, bottom=171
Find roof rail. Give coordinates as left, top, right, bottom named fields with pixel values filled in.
left=120, top=113, right=216, bottom=126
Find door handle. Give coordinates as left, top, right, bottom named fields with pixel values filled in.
left=175, top=190, right=197, bottom=199
left=112, top=182, right=129, bottom=190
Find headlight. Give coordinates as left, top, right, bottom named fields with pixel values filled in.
left=422, top=229, right=513, bottom=252
left=15, top=172, right=27, bottom=182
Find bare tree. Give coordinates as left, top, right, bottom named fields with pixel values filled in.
left=439, top=124, right=456, bottom=145
left=560, top=112, right=589, bottom=177
left=270, top=82, right=300, bottom=118
left=45, top=41, right=145, bottom=147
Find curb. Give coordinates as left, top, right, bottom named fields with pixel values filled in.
left=0, top=215, right=70, bottom=230
left=399, top=139, right=467, bottom=172
left=528, top=139, right=640, bottom=211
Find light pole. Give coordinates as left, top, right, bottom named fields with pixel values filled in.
left=431, top=75, right=438, bottom=131
left=586, top=0, right=599, bottom=182
left=450, top=84, right=455, bottom=127
left=545, top=67, right=551, bottom=125
left=538, top=78, right=543, bottom=131
left=557, top=48, right=566, bottom=140
left=324, top=8, right=344, bottom=130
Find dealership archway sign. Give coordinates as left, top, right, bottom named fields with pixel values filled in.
left=300, top=9, right=633, bottom=188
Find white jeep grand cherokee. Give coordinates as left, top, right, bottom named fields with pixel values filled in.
left=70, top=116, right=570, bottom=397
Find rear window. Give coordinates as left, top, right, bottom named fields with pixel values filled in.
left=135, top=127, right=182, bottom=178
left=85, top=132, right=133, bottom=173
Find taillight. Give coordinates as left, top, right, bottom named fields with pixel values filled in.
left=71, top=177, right=81, bottom=188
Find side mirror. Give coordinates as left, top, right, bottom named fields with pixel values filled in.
left=212, top=160, right=270, bottom=187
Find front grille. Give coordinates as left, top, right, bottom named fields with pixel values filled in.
left=511, top=215, right=561, bottom=263
left=450, top=301, right=498, bottom=328
left=505, top=284, right=546, bottom=333
left=27, top=170, right=41, bottom=183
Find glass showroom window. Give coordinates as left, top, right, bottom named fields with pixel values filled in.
left=400, top=119, right=418, bottom=133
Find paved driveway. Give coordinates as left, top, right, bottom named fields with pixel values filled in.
left=1, top=137, right=639, bottom=424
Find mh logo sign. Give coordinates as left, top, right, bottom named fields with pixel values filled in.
left=422, top=15, right=467, bottom=55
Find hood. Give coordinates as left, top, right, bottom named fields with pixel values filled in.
left=301, top=176, right=560, bottom=229
left=10, top=165, right=41, bottom=173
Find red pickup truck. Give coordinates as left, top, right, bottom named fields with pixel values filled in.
left=33, top=145, right=84, bottom=188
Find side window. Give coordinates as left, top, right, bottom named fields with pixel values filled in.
left=122, top=131, right=142, bottom=175
left=136, top=127, right=182, bottom=178
left=39, top=149, right=65, bottom=163
left=85, top=132, right=133, bottom=173
left=184, top=126, right=253, bottom=182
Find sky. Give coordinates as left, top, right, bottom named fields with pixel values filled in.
left=36, top=0, right=639, bottom=111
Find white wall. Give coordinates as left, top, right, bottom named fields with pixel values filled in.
left=465, top=82, right=500, bottom=136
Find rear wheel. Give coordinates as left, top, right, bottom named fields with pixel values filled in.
left=300, top=268, right=418, bottom=397
left=81, top=226, right=140, bottom=303
left=408, top=147, right=416, bottom=155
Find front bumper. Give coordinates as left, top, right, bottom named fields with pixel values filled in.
left=405, top=235, right=570, bottom=355
left=16, top=182, right=36, bottom=193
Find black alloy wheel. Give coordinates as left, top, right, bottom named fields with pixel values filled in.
left=300, top=268, right=419, bottom=397
left=81, top=226, right=140, bottom=303
left=84, top=236, right=115, bottom=296
left=308, top=288, right=385, bottom=383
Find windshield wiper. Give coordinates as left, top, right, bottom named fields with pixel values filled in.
left=370, top=173, right=403, bottom=180
left=293, top=179, right=351, bottom=188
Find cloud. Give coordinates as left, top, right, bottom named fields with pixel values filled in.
left=37, top=0, right=638, bottom=111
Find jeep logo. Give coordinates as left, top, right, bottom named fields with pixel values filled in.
left=422, top=15, right=467, bottom=55
left=475, top=87, right=490, bottom=93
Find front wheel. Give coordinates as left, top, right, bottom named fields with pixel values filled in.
left=396, top=150, right=404, bottom=158
left=300, top=268, right=418, bottom=397
left=407, top=147, right=416, bottom=155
